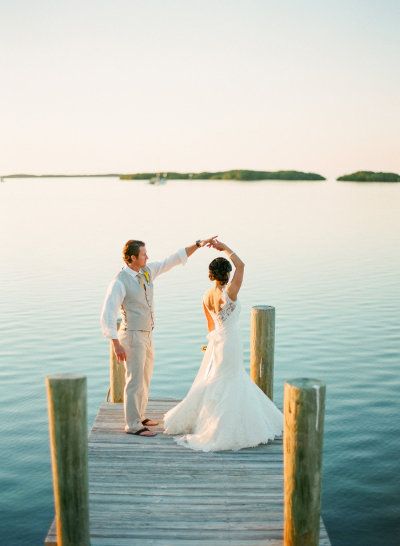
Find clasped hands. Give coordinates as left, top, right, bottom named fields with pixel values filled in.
left=199, top=236, right=227, bottom=252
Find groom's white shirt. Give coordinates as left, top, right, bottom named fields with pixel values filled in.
left=101, top=248, right=187, bottom=339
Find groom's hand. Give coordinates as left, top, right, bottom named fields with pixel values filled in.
left=112, top=339, right=126, bottom=363
left=186, top=236, right=218, bottom=257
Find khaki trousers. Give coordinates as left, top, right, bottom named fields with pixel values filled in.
left=118, top=330, right=154, bottom=433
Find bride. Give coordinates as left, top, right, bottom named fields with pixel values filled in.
left=163, top=240, right=283, bottom=451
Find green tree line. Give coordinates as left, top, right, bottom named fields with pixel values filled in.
left=337, top=171, right=400, bottom=182
left=120, top=170, right=325, bottom=181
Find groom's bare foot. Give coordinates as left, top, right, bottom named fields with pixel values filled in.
left=142, top=418, right=159, bottom=427
left=126, top=427, right=157, bottom=437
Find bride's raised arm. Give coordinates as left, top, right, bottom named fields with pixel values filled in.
left=211, top=240, right=245, bottom=301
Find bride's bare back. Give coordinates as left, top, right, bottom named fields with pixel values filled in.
left=202, top=240, right=245, bottom=331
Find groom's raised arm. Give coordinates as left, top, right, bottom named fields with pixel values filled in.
left=147, top=237, right=217, bottom=281
left=147, top=248, right=188, bottom=281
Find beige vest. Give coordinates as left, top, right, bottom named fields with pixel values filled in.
left=117, top=267, right=154, bottom=332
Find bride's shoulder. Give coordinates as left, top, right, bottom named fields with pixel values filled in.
left=202, top=288, right=213, bottom=304
left=203, top=287, right=222, bottom=311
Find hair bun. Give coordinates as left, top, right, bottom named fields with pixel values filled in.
left=208, top=257, right=232, bottom=285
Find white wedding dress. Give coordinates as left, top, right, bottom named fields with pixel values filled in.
left=163, top=290, right=283, bottom=451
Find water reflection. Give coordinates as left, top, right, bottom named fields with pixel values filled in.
left=0, top=177, right=399, bottom=545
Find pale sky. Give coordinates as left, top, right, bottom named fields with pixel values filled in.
left=1, top=0, right=399, bottom=177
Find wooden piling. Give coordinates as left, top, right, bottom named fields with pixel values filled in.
left=250, top=305, right=275, bottom=399
left=283, top=378, right=326, bottom=546
left=46, top=374, right=90, bottom=546
left=109, top=318, right=124, bottom=403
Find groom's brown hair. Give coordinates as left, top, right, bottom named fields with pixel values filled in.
left=123, top=240, right=145, bottom=264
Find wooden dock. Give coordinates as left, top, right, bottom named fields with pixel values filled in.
left=45, top=398, right=330, bottom=545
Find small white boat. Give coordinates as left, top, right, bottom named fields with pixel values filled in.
left=149, top=174, right=167, bottom=185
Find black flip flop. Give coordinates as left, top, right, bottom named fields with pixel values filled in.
left=126, top=427, right=156, bottom=436
left=142, top=418, right=159, bottom=426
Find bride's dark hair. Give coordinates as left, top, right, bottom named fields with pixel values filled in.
left=209, top=257, right=232, bottom=285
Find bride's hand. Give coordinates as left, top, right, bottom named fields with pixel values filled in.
left=211, top=239, right=228, bottom=251
left=201, top=235, right=218, bottom=247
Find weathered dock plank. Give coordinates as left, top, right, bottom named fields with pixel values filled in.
left=45, top=399, right=330, bottom=545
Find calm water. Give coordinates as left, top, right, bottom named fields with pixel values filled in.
left=0, top=177, right=399, bottom=545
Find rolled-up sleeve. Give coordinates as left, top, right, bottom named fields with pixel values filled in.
left=148, top=248, right=188, bottom=280
left=100, top=279, right=125, bottom=339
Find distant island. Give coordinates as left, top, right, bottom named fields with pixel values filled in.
left=337, top=171, right=400, bottom=182
left=1, top=170, right=325, bottom=181
left=120, top=170, right=326, bottom=181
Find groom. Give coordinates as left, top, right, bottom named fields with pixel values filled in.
left=101, top=237, right=216, bottom=436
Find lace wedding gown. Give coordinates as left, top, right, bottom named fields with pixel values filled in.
left=163, top=290, right=283, bottom=451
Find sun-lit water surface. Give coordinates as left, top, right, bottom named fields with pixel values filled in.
left=0, top=177, right=399, bottom=545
